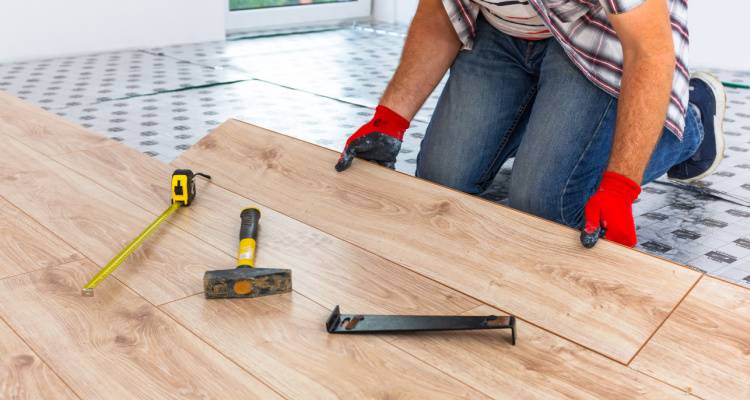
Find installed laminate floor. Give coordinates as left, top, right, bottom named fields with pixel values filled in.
left=631, top=276, right=750, bottom=399
left=0, top=260, right=283, bottom=399
left=1, top=87, right=748, bottom=397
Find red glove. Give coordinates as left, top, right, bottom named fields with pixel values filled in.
left=582, top=171, right=641, bottom=248
left=335, top=105, right=409, bottom=172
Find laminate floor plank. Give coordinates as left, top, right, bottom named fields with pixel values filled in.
left=161, top=291, right=490, bottom=399
left=0, top=318, right=79, bottom=400
left=631, top=276, right=750, bottom=399
left=0, top=91, right=110, bottom=155
left=175, top=120, right=702, bottom=362
left=0, top=196, right=83, bottom=279
left=0, top=136, right=238, bottom=305
left=0, top=260, right=282, bottom=400
left=54, top=143, right=480, bottom=316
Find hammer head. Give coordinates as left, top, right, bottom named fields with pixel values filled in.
left=203, top=267, right=292, bottom=299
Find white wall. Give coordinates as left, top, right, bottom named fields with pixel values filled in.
left=0, top=0, right=226, bottom=63
left=372, top=0, right=750, bottom=71
left=372, top=0, right=417, bottom=25
left=3, top=1, right=746, bottom=69
left=688, top=0, right=748, bottom=70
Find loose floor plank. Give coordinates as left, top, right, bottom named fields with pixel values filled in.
left=162, top=291, right=489, bottom=399
left=0, top=136, right=235, bottom=305
left=175, top=119, right=701, bottom=362
left=0, top=318, right=79, bottom=400
left=0, top=197, right=83, bottom=279
left=387, top=305, right=693, bottom=400
left=631, top=276, right=750, bottom=399
left=54, top=143, right=480, bottom=316
left=0, top=260, right=281, bottom=400
left=0, top=91, right=110, bottom=155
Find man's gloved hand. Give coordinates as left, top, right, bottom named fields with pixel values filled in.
left=582, top=171, right=642, bottom=248
left=335, top=105, right=410, bottom=172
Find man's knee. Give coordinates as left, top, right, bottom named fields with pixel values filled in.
left=415, top=156, right=486, bottom=195
left=508, top=183, right=553, bottom=221
left=507, top=181, right=584, bottom=228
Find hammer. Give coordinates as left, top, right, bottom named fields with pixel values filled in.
left=203, top=208, right=292, bottom=299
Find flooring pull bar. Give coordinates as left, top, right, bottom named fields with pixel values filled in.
left=325, top=305, right=516, bottom=345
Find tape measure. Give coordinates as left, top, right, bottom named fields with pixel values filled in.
left=172, top=169, right=211, bottom=206
left=81, top=169, right=211, bottom=296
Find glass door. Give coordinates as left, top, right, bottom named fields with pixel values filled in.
left=227, top=0, right=371, bottom=32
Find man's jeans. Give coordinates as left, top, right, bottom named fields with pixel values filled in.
left=416, top=16, right=703, bottom=229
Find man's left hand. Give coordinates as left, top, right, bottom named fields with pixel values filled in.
left=583, top=171, right=641, bottom=248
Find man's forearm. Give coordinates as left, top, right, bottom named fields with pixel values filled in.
left=380, top=0, right=462, bottom=120
left=606, top=0, right=675, bottom=184
left=607, top=53, right=675, bottom=183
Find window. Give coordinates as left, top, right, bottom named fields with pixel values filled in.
left=227, top=0, right=371, bottom=32
left=230, top=1, right=356, bottom=12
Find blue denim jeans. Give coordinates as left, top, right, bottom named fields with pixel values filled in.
left=416, top=17, right=703, bottom=228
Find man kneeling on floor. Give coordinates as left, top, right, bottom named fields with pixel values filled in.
left=335, top=0, right=725, bottom=247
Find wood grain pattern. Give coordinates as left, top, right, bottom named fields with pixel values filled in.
left=0, top=91, right=110, bottom=155
left=0, top=260, right=281, bottom=399
left=0, top=197, right=83, bottom=279
left=162, top=291, right=489, bottom=399
left=54, top=143, right=480, bottom=316
left=0, top=319, right=78, bottom=400
left=0, top=136, right=235, bottom=305
left=175, top=119, right=701, bottom=362
left=631, top=276, right=750, bottom=399
left=387, top=305, right=693, bottom=400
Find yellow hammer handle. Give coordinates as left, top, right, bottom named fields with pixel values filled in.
left=82, top=202, right=182, bottom=295
left=237, top=238, right=256, bottom=267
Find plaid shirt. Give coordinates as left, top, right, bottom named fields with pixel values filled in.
left=443, top=0, right=689, bottom=139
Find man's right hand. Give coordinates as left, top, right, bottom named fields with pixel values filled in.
left=334, top=105, right=410, bottom=172
left=335, top=0, right=460, bottom=172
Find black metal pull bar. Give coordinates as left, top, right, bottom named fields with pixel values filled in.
left=325, top=305, right=516, bottom=345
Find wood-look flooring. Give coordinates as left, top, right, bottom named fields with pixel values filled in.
left=1, top=92, right=747, bottom=399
